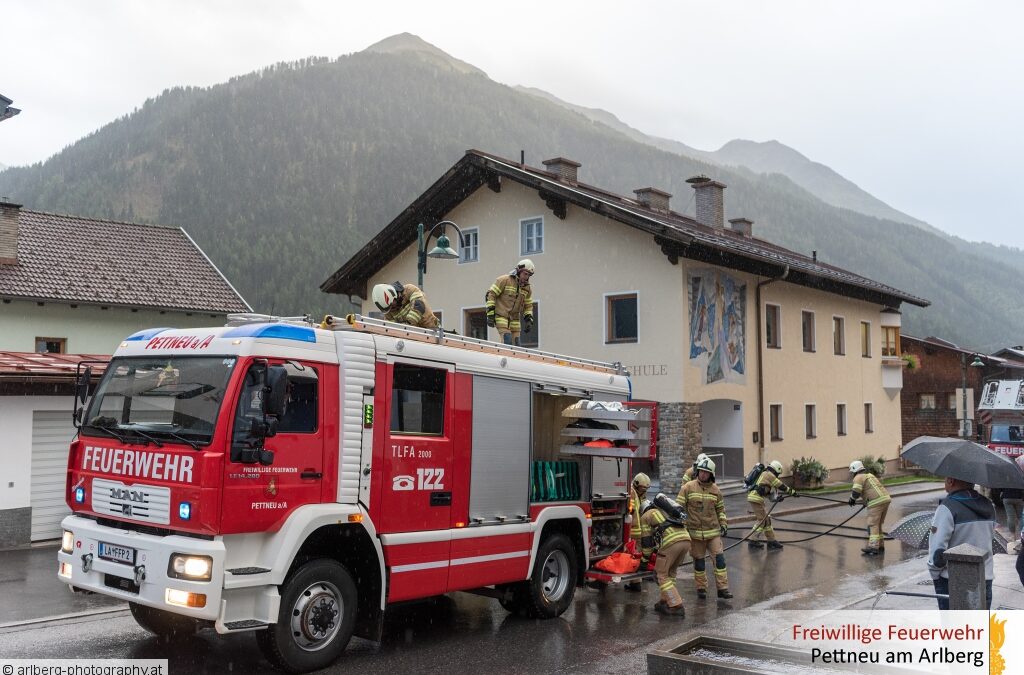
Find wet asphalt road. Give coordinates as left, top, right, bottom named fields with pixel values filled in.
left=0, top=488, right=946, bottom=674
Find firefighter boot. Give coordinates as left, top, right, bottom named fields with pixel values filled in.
left=655, top=602, right=685, bottom=617
left=697, top=589, right=707, bottom=600
left=766, top=541, right=784, bottom=551
left=717, top=588, right=734, bottom=599
left=748, top=540, right=765, bottom=549
left=861, top=547, right=880, bottom=556
left=624, top=582, right=643, bottom=592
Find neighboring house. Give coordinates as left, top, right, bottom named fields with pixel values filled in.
left=0, top=201, right=249, bottom=546
left=323, top=150, right=929, bottom=491
left=0, top=201, right=250, bottom=353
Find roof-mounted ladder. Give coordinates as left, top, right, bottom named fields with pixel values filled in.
left=322, top=314, right=625, bottom=375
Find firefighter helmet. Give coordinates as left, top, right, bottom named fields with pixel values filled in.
left=768, top=460, right=784, bottom=475
left=372, top=283, right=400, bottom=312
left=849, top=460, right=865, bottom=474
left=517, top=259, right=535, bottom=275
left=633, top=472, right=651, bottom=490
left=696, top=457, right=716, bottom=478
left=695, top=453, right=709, bottom=464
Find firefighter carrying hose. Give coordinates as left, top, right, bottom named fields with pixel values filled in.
left=485, top=259, right=534, bottom=346
left=640, top=494, right=690, bottom=616
left=680, top=458, right=733, bottom=599
left=625, top=472, right=651, bottom=592
left=746, top=460, right=796, bottom=550
left=372, top=282, right=440, bottom=329
left=848, top=460, right=892, bottom=556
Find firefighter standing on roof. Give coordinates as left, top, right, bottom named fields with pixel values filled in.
left=746, top=460, right=796, bottom=550
left=625, top=472, right=651, bottom=591
left=486, top=260, right=534, bottom=346
left=848, top=460, right=892, bottom=555
left=372, top=282, right=439, bottom=329
left=680, top=458, right=733, bottom=599
left=640, top=494, right=690, bottom=616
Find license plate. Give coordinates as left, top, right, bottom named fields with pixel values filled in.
left=98, top=541, right=135, bottom=565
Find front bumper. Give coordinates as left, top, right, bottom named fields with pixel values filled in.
left=57, top=514, right=226, bottom=621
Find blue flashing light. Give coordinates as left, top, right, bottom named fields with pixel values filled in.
left=222, top=324, right=317, bottom=343
left=179, top=502, right=192, bottom=520
left=124, top=327, right=173, bottom=342
left=74, top=487, right=86, bottom=503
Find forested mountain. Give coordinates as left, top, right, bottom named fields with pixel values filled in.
left=0, top=34, right=1019, bottom=349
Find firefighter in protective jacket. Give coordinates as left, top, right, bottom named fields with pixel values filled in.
left=680, top=458, right=733, bottom=599
left=746, top=460, right=796, bottom=550
left=485, top=260, right=534, bottom=346
left=679, top=453, right=709, bottom=485
left=625, top=472, right=650, bottom=592
left=640, top=495, right=690, bottom=616
left=372, top=282, right=440, bottom=329
left=849, top=460, right=892, bottom=555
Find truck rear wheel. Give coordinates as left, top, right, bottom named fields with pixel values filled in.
left=128, top=602, right=198, bottom=640
left=521, top=533, right=578, bottom=619
left=256, top=558, right=357, bottom=674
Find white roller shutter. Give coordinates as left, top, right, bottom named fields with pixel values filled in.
left=31, top=410, right=76, bottom=541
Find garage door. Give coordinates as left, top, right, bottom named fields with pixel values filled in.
left=31, top=410, right=77, bottom=541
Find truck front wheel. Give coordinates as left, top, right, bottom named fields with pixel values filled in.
left=257, top=559, right=357, bottom=674
left=128, top=602, right=198, bottom=640
left=521, top=533, right=578, bottom=619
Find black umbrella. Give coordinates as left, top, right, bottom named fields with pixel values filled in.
left=901, top=436, right=1024, bottom=489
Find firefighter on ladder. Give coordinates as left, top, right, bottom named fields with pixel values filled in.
left=747, top=460, right=796, bottom=550
left=625, top=472, right=650, bottom=592
left=372, top=282, right=440, bottom=329
left=679, top=458, right=733, bottom=599
left=640, top=495, right=690, bottom=616
left=485, top=260, right=534, bottom=346
left=848, top=460, right=892, bottom=556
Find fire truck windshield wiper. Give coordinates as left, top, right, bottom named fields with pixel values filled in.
left=82, top=423, right=129, bottom=444
left=160, top=429, right=201, bottom=451
left=120, top=426, right=165, bottom=448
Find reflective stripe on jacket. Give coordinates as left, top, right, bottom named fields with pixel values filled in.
left=640, top=508, right=690, bottom=560
left=747, top=470, right=788, bottom=504
left=629, top=488, right=644, bottom=539
left=385, top=283, right=439, bottom=329
left=680, top=479, right=727, bottom=540
left=851, top=472, right=891, bottom=508
left=486, top=274, right=533, bottom=321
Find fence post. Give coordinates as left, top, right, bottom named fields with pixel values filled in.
left=945, top=543, right=988, bottom=610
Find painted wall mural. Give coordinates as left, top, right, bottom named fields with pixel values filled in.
left=688, top=269, right=746, bottom=384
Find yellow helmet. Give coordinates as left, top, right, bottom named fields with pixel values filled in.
left=517, top=259, right=535, bottom=275
left=632, top=472, right=651, bottom=490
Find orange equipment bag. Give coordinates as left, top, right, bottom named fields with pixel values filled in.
left=594, top=552, right=640, bottom=574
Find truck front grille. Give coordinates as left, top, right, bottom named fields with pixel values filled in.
left=92, top=478, right=171, bottom=525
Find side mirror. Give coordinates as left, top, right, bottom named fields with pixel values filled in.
left=263, top=366, right=288, bottom=418
left=77, top=366, right=92, bottom=405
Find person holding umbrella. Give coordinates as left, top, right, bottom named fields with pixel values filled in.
left=927, top=476, right=996, bottom=610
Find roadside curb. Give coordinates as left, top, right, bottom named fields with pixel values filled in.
left=728, top=484, right=944, bottom=525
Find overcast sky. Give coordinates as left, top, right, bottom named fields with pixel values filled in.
left=3, top=0, right=1022, bottom=248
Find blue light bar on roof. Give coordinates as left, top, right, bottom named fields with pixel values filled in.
left=222, top=324, right=317, bottom=343
left=124, top=327, right=173, bottom=341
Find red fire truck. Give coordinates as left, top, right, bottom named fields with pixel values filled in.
left=58, top=315, right=653, bottom=672
left=977, top=380, right=1024, bottom=460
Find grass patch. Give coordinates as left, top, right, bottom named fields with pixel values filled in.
left=796, top=475, right=943, bottom=495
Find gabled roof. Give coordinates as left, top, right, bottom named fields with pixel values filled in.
left=322, top=150, right=930, bottom=309
left=0, top=208, right=250, bottom=313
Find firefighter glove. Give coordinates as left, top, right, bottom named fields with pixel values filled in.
left=788, top=487, right=797, bottom=497
left=524, top=314, right=534, bottom=333
left=486, top=308, right=496, bottom=328
left=848, top=497, right=857, bottom=507
left=720, top=524, right=728, bottom=537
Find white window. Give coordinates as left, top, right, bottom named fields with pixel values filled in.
left=459, top=228, right=479, bottom=264
left=520, top=217, right=544, bottom=255
left=805, top=404, right=816, bottom=439
left=766, top=304, right=781, bottom=348
left=770, top=404, right=783, bottom=441
left=837, top=403, right=847, bottom=436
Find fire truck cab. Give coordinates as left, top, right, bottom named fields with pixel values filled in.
left=978, top=380, right=1024, bottom=460
left=57, top=315, right=649, bottom=672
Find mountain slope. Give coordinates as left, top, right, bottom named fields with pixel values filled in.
left=0, top=37, right=1019, bottom=350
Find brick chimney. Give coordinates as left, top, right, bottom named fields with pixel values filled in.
left=728, top=217, right=753, bottom=237
left=542, top=157, right=581, bottom=184
left=688, top=176, right=726, bottom=229
left=0, top=200, right=21, bottom=265
left=634, top=187, right=672, bottom=212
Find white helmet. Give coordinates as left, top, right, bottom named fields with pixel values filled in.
left=696, top=457, right=716, bottom=478
left=696, top=453, right=709, bottom=464
left=849, top=460, right=865, bottom=474
left=517, top=259, right=535, bottom=275
left=372, top=283, right=400, bottom=312
left=633, top=472, right=651, bottom=490
left=769, top=460, right=784, bottom=474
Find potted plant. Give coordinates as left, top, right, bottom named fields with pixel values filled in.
left=901, top=353, right=920, bottom=370
left=857, top=454, right=886, bottom=477
left=791, top=456, right=830, bottom=489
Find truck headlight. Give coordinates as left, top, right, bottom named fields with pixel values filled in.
left=61, top=530, right=75, bottom=554
left=168, top=554, right=213, bottom=581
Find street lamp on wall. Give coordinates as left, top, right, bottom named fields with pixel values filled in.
left=418, top=220, right=465, bottom=289
left=960, top=353, right=986, bottom=438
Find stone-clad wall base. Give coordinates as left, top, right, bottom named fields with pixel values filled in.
left=657, top=402, right=703, bottom=497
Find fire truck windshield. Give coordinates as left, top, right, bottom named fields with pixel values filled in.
left=82, top=356, right=237, bottom=447
left=991, top=424, right=1024, bottom=443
